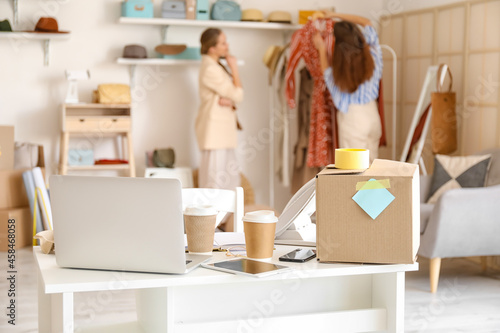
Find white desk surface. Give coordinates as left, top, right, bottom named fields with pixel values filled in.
left=34, top=246, right=418, bottom=294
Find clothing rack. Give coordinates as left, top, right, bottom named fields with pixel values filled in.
left=268, top=44, right=398, bottom=208
left=380, top=44, right=398, bottom=161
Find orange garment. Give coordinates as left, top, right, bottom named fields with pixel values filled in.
left=285, top=19, right=336, bottom=167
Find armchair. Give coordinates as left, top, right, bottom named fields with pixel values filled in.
left=418, top=149, right=500, bottom=293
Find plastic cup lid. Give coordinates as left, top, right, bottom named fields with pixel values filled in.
left=242, top=210, right=278, bottom=223
left=184, top=205, right=218, bottom=216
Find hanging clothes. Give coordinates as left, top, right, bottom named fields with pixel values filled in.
left=285, top=18, right=336, bottom=168
left=271, top=47, right=292, bottom=188
left=291, top=68, right=322, bottom=193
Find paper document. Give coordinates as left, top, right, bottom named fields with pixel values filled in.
left=214, top=232, right=246, bottom=250
left=184, top=232, right=246, bottom=251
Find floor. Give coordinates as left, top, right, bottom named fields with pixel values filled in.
left=1, top=248, right=500, bottom=332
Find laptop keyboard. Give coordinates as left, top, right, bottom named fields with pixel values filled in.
left=186, top=260, right=192, bottom=265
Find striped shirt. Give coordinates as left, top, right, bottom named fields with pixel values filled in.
left=323, top=25, right=383, bottom=114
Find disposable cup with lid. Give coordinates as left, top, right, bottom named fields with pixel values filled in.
left=243, top=210, right=278, bottom=261
left=184, top=205, right=218, bottom=255
left=242, top=210, right=278, bottom=223
left=184, top=205, right=218, bottom=216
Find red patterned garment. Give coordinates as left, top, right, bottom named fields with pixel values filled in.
left=286, top=19, right=336, bottom=167
left=286, top=19, right=386, bottom=168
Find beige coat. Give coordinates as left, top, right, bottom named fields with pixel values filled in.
left=196, top=55, right=244, bottom=150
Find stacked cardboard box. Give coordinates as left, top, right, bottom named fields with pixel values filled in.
left=0, top=126, right=45, bottom=251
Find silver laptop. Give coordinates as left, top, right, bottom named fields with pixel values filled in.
left=50, top=175, right=210, bottom=274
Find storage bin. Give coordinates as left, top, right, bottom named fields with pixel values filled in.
left=162, top=0, right=186, bottom=19
left=196, top=0, right=210, bottom=20
left=121, top=0, right=154, bottom=18
left=68, top=149, right=94, bottom=166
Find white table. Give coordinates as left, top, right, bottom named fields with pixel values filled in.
left=35, top=246, right=417, bottom=333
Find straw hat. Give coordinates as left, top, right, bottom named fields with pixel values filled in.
left=267, top=11, right=292, bottom=23
left=262, top=45, right=284, bottom=84
left=241, top=9, right=264, bottom=22
left=155, top=44, right=187, bottom=55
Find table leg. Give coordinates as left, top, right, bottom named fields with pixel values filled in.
left=60, top=132, right=69, bottom=175
left=136, top=287, right=174, bottom=332
left=372, top=271, right=405, bottom=333
left=52, top=292, right=74, bottom=333
left=38, top=268, right=52, bottom=332
left=38, top=269, right=75, bottom=333
left=126, top=132, right=135, bottom=177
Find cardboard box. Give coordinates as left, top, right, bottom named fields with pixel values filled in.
left=0, top=126, right=14, bottom=170
left=316, top=159, right=420, bottom=264
left=0, top=145, right=45, bottom=210
left=0, top=207, right=32, bottom=251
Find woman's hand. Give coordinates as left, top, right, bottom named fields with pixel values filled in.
left=224, top=54, right=242, bottom=88
left=321, top=9, right=337, bottom=19
left=225, top=54, right=238, bottom=71
left=313, top=32, right=326, bottom=52
left=218, top=97, right=234, bottom=107
left=313, top=32, right=329, bottom=72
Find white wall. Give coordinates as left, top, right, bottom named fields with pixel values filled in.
left=0, top=0, right=386, bottom=211
left=382, top=0, right=466, bottom=13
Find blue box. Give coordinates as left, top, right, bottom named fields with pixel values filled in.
left=162, top=0, right=186, bottom=19
left=68, top=149, right=94, bottom=166
left=159, top=47, right=201, bottom=60
left=196, top=0, right=210, bottom=20
left=121, top=1, right=154, bottom=18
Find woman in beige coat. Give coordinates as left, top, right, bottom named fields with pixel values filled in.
left=196, top=28, right=243, bottom=189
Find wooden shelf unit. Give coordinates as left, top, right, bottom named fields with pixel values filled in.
left=59, top=103, right=135, bottom=177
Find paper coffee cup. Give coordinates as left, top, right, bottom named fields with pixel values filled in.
left=243, top=210, right=278, bottom=261
left=184, top=205, right=218, bottom=255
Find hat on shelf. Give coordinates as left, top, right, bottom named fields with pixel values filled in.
left=241, top=9, right=264, bottom=22
left=27, top=17, right=69, bottom=33
left=0, top=19, right=13, bottom=32
left=155, top=44, right=187, bottom=55
left=263, top=45, right=285, bottom=84
left=123, top=44, right=148, bottom=59
left=267, top=11, right=292, bottom=24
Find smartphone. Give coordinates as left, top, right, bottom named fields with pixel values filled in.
left=279, top=248, right=316, bottom=263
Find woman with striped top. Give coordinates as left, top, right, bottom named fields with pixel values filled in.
left=313, top=12, right=383, bottom=162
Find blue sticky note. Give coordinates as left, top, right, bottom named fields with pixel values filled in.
left=352, top=179, right=395, bottom=220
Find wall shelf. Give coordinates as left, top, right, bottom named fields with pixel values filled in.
left=117, top=58, right=244, bottom=87
left=67, top=164, right=130, bottom=171
left=0, top=32, right=71, bottom=66
left=118, top=17, right=301, bottom=31
left=117, top=58, right=203, bottom=66
left=0, top=32, right=70, bottom=40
